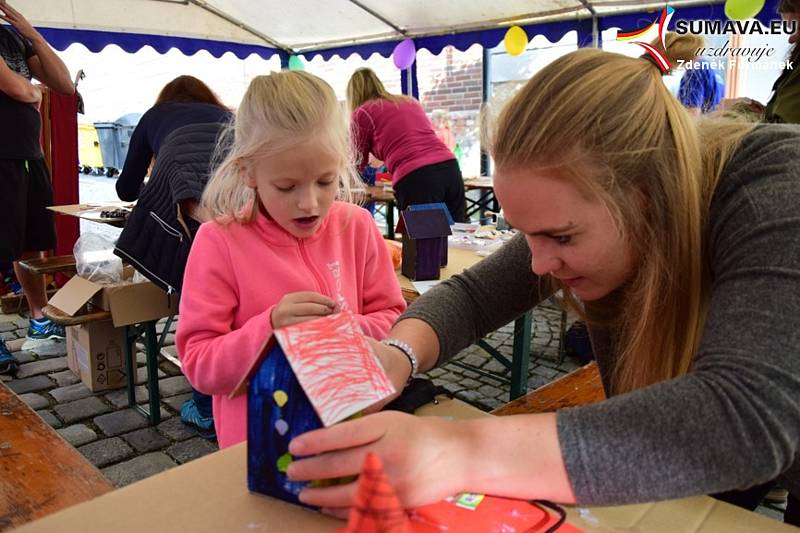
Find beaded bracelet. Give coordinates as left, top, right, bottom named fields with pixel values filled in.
left=381, top=339, right=418, bottom=386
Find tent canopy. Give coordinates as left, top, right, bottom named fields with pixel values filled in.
left=19, top=0, right=779, bottom=60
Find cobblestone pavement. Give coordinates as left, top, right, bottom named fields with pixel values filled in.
left=0, top=305, right=577, bottom=488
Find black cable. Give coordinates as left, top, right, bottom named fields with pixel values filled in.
left=532, top=499, right=567, bottom=533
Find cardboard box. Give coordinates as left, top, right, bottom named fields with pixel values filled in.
left=12, top=396, right=795, bottom=533
left=66, top=321, right=128, bottom=392
left=49, top=269, right=177, bottom=327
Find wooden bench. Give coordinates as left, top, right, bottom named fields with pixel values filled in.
left=16, top=255, right=77, bottom=276
left=491, top=361, right=605, bottom=416
left=1, top=255, right=77, bottom=314
left=0, top=381, right=113, bottom=530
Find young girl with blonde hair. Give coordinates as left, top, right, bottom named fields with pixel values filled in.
left=289, top=35, right=800, bottom=525
left=176, top=71, right=406, bottom=449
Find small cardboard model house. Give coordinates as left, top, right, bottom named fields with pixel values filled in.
left=408, top=203, right=454, bottom=267
left=231, top=311, right=395, bottom=506
left=400, top=206, right=452, bottom=281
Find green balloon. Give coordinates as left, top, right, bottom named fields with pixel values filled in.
left=288, top=55, right=304, bottom=71
left=725, top=0, right=765, bottom=20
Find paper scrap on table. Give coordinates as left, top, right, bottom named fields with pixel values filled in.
left=412, top=279, right=441, bottom=295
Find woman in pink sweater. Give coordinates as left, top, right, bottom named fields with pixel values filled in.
left=347, top=68, right=467, bottom=222
left=176, top=71, right=407, bottom=449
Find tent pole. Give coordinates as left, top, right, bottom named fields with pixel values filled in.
left=480, top=46, right=490, bottom=178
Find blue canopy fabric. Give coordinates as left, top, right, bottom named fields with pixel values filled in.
left=34, top=0, right=781, bottom=63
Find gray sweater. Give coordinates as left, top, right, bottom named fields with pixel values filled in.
left=401, top=125, right=800, bottom=505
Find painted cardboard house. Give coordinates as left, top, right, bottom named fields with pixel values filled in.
left=399, top=205, right=452, bottom=281
left=231, top=311, right=395, bottom=506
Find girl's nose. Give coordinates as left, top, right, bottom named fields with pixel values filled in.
left=297, top=189, right=318, bottom=211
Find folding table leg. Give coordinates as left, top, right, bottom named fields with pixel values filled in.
left=124, top=321, right=161, bottom=424
left=143, top=321, right=161, bottom=424
left=124, top=325, right=137, bottom=410
left=386, top=201, right=395, bottom=239
left=509, top=311, right=532, bottom=400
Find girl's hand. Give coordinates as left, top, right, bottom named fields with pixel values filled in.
left=271, top=291, right=336, bottom=329
left=287, top=411, right=473, bottom=514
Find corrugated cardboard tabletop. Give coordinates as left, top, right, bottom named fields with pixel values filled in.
left=13, top=397, right=796, bottom=532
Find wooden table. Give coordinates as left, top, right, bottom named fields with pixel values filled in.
left=47, top=203, right=132, bottom=228
left=360, top=178, right=497, bottom=233
left=364, top=185, right=396, bottom=239
left=16, top=255, right=77, bottom=276
left=492, top=361, right=604, bottom=416
left=12, top=393, right=795, bottom=533
left=463, top=176, right=497, bottom=221
left=0, top=381, right=113, bottom=531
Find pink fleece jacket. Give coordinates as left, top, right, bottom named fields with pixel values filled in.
left=176, top=202, right=406, bottom=448
left=352, top=99, right=456, bottom=186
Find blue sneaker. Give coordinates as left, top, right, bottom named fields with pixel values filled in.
left=0, top=338, right=19, bottom=376
left=26, top=318, right=66, bottom=341
left=180, top=399, right=216, bottom=440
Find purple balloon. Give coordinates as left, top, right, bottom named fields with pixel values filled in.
left=393, top=38, right=416, bottom=70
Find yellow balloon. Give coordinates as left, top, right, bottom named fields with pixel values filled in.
left=725, top=0, right=765, bottom=21
left=504, top=25, right=528, bottom=56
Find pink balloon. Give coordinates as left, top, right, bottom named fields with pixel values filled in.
left=392, top=38, right=416, bottom=70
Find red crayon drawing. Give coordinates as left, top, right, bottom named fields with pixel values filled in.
left=275, top=311, right=395, bottom=427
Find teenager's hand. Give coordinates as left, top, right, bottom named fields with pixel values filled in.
left=271, top=291, right=336, bottom=329
left=0, top=1, right=41, bottom=42
left=287, top=411, right=472, bottom=515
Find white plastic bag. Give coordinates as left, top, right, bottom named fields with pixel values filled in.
left=73, top=233, right=123, bottom=283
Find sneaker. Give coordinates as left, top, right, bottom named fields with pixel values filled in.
left=180, top=399, right=216, bottom=440
left=22, top=318, right=66, bottom=350
left=0, top=339, right=19, bottom=376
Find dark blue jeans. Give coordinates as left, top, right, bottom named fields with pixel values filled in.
left=192, top=388, right=213, bottom=419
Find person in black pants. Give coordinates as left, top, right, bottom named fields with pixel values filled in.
left=0, top=1, right=75, bottom=374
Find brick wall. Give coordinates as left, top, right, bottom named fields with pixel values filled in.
left=418, top=45, right=484, bottom=176
left=304, top=45, right=485, bottom=176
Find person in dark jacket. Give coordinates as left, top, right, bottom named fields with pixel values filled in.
left=115, top=75, right=230, bottom=201
left=115, top=121, right=228, bottom=439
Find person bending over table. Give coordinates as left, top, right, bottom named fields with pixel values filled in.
left=287, top=33, right=800, bottom=526
left=346, top=68, right=467, bottom=222
left=115, top=75, right=231, bottom=201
